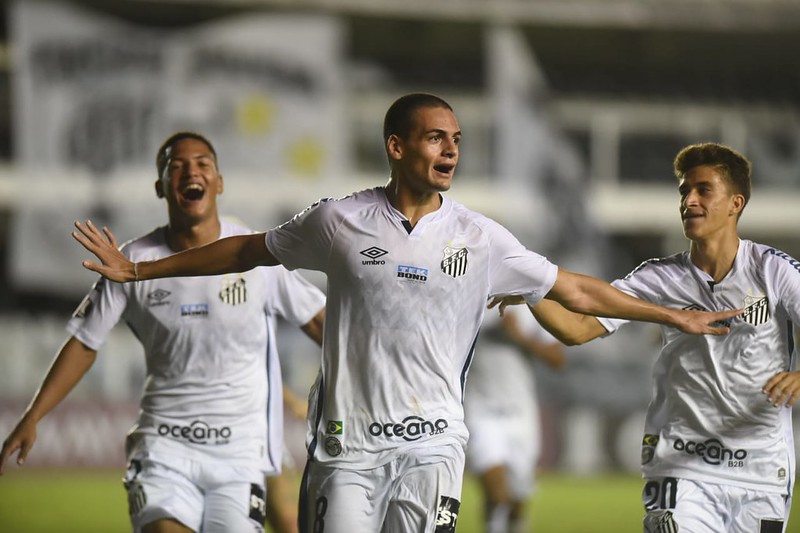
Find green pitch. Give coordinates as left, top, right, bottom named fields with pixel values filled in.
left=0, top=469, right=798, bottom=532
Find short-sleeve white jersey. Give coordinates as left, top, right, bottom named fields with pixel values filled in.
left=598, top=239, right=800, bottom=493
left=465, top=304, right=557, bottom=418
left=67, top=220, right=325, bottom=475
left=265, top=187, right=558, bottom=468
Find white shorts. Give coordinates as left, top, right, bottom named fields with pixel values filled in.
left=642, top=477, right=789, bottom=533
left=123, top=454, right=267, bottom=533
left=299, top=443, right=465, bottom=533
left=465, top=412, right=539, bottom=499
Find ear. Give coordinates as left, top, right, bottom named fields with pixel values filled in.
left=386, top=134, right=403, bottom=161
left=155, top=180, right=165, bottom=198
left=217, top=173, right=224, bottom=195
left=730, top=193, right=745, bottom=216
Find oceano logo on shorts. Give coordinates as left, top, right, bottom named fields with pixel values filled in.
left=158, top=420, right=232, bottom=445
left=673, top=437, right=747, bottom=467
left=368, top=415, right=448, bottom=441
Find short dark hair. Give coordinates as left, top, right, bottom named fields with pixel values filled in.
left=156, top=131, right=218, bottom=178
left=674, top=142, right=752, bottom=208
left=382, top=93, right=453, bottom=143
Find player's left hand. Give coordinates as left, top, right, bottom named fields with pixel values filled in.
left=763, top=371, right=800, bottom=408
left=487, top=295, right=526, bottom=316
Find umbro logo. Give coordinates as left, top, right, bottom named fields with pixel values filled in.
left=147, top=289, right=171, bottom=307
left=361, top=246, right=388, bottom=265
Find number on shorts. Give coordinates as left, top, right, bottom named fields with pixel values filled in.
left=313, top=496, right=328, bottom=533
left=643, top=477, right=677, bottom=511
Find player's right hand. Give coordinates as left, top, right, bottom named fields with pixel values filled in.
left=72, top=220, right=135, bottom=283
left=0, top=418, right=37, bottom=475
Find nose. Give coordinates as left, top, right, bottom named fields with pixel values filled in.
left=183, top=161, right=200, bottom=177
left=681, top=189, right=698, bottom=209
left=443, top=138, right=458, bottom=159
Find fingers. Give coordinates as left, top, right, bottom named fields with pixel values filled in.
left=102, top=226, right=119, bottom=249
left=16, top=440, right=31, bottom=466
left=80, top=260, right=103, bottom=275
left=763, top=372, right=800, bottom=407
left=0, top=441, right=19, bottom=475
left=706, top=325, right=731, bottom=336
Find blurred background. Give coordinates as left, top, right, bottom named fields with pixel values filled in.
left=0, top=0, right=799, bottom=530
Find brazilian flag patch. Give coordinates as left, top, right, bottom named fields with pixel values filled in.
left=326, top=420, right=343, bottom=435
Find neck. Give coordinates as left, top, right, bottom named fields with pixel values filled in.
left=689, top=231, right=740, bottom=283
left=164, top=215, right=221, bottom=252
left=384, top=178, right=442, bottom=227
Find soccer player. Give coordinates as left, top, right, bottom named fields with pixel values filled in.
left=0, top=132, right=326, bottom=533
left=69, top=94, right=740, bottom=533
left=505, top=142, right=800, bottom=532
left=464, top=302, right=565, bottom=533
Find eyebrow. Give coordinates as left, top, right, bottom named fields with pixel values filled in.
left=427, top=128, right=462, bottom=137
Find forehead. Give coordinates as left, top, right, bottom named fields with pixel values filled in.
left=409, top=106, right=460, bottom=134
left=680, top=164, right=727, bottom=187
left=166, top=137, right=215, bottom=161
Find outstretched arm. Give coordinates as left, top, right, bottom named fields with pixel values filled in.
left=546, top=268, right=739, bottom=338
left=490, top=267, right=740, bottom=344
left=72, top=220, right=279, bottom=283
left=0, top=337, right=97, bottom=475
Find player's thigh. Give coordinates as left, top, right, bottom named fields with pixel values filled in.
left=643, top=477, right=788, bottom=533
left=300, top=462, right=389, bottom=533
left=142, top=519, right=194, bottom=533
left=731, top=490, right=787, bottom=533
left=124, top=458, right=203, bottom=533
left=384, top=446, right=465, bottom=533
left=643, top=477, right=726, bottom=533
left=203, top=480, right=266, bottom=533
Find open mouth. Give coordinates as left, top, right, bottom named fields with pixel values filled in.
left=181, top=183, right=205, bottom=202
left=434, top=164, right=454, bottom=176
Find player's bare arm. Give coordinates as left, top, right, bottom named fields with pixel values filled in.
left=72, top=220, right=279, bottom=282
left=548, top=269, right=741, bottom=337
left=301, top=308, right=326, bottom=346
left=763, top=371, right=800, bottom=408
left=0, top=337, right=97, bottom=475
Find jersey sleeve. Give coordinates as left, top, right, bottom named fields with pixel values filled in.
left=264, top=198, right=337, bottom=273
left=763, top=248, right=800, bottom=325
left=65, top=276, right=129, bottom=350
left=596, top=259, right=662, bottom=334
left=261, top=266, right=326, bottom=327
left=485, top=219, right=558, bottom=306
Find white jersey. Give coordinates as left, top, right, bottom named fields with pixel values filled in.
left=598, top=239, right=800, bottom=493
left=67, top=220, right=325, bottom=475
left=465, top=304, right=556, bottom=419
left=265, top=187, right=558, bottom=468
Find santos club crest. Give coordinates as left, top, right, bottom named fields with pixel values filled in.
left=441, top=245, right=468, bottom=278
left=741, top=295, right=769, bottom=326
left=220, top=276, right=247, bottom=306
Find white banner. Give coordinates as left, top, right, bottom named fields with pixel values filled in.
left=9, top=1, right=347, bottom=295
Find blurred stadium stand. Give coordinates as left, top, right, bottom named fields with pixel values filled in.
left=0, top=0, right=798, bottom=473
